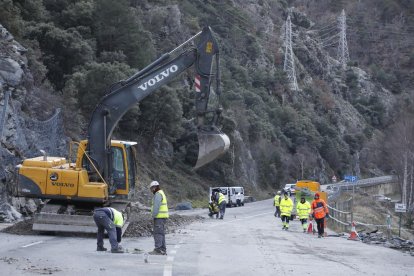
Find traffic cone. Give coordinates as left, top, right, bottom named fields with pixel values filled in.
left=307, top=219, right=313, bottom=234
left=348, top=221, right=359, bottom=241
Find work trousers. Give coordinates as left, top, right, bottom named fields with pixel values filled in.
left=281, top=215, right=290, bottom=228
left=93, top=210, right=118, bottom=250
left=300, top=218, right=308, bottom=230
left=274, top=206, right=281, bottom=217
left=154, top=218, right=167, bottom=252
left=217, top=201, right=226, bottom=219
left=315, top=217, right=325, bottom=236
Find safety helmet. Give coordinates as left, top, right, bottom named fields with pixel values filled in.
left=283, top=191, right=288, bottom=196
left=149, top=181, right=159, bottom=189
left=314, top=192, right=320, bottom=198
left=277, top=191, right=281, bottom=195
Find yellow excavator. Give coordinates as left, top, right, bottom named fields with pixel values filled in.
left=13, top=27, right=230, bottom=233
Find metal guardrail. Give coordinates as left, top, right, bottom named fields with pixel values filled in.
left=325, top=175, right=397, bottom=201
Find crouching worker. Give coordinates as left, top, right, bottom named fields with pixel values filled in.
left=93, top=207, right=124, bottom=253
left=208, top=196, right=220, bottom=218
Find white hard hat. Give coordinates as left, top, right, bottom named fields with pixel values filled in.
left=149, top=181, right=159, bottom=188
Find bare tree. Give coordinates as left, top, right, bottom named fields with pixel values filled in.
left=383, top=111, right=414, bottom=209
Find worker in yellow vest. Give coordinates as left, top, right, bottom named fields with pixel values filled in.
left=93, top=207, right=124, bottom=253
left=280, top=191, right=293, bottom=230
left=296, top=195, right=311, bottom=232
left=149, top=180, right=169, bottom=255
left=273, top=191, right=281, bottom=217
left=214, top=191, right=227, bottom=219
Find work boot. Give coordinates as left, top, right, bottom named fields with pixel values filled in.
left=97, top=246, right=107, bottom=252
left=149, top=249, right=166, bottom=255
left=219, top=216, right=223, bottom=219
left=318, top=235, right=322, bottom=238
left=303, top=229, right=306, bottom=233
left=111, top=247, right=124, bottom=253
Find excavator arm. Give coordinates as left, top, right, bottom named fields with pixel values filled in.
left=87, top=27, right=230, bottom=183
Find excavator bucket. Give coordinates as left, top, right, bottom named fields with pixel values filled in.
left=194, top=130, right=230, bottom=169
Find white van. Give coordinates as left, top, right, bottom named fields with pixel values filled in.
left=209, top=186, right=245, bottom=207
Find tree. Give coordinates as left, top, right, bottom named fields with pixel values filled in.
left=64, top=61, right=134, bottom=115
left=24, top=23, right=94, bottom=90
left=92, top=0, right=155, bottom=69
left=383, top=109, right=414, bottom=210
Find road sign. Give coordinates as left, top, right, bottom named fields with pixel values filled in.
left=344, top=175, right=358, bottom=182
left=395, top=203, right=407, bottom=213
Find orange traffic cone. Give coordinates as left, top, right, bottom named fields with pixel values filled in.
left=348, top=221, right=359, bottom=241
left=307, top=220, right=313, bottom=234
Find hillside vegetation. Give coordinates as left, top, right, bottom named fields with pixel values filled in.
left=1, top=0, right=414, bottom=206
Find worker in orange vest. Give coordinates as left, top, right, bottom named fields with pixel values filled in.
left=311, top=193, right=329, bottom=238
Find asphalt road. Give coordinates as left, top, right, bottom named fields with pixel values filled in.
left=0, top=199, right=413, bottom=275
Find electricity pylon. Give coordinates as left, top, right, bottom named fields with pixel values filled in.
left=337, top=9, right=350, bottom=69
left=283, top=15, right=299, bottom=91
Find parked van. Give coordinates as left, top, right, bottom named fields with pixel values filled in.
left=209, top=186, right=245, bottom=207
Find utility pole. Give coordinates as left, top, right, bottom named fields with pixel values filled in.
left=337, top=9, right=350, bottom=69
left=283, top=15, right=299, bottom=91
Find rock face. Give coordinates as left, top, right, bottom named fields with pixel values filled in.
left=0, top=24, right=67, bottom=220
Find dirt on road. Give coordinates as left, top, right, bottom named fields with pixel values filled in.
left=0, top=209, right=204, bottom=237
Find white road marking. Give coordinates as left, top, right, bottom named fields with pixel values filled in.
left=163, top=240, right=183, bottom=275
left=21, top=241, right=44, bottom=248
left=163, top=264, right=173, bottom=276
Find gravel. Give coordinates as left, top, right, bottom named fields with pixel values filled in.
left=0, top=209, right=205, bottom=237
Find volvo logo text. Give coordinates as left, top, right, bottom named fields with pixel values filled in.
left=138, top=65, right=178, bottom=91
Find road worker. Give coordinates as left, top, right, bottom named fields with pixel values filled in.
left=149, top=180, right=169, bottom=255
left=273, top=191, right=281, bottom=217
left=280, top=191, right=293, bottom=230
left=215, top=191, right=227, bottom=219
left=93, top=207, right=124, bottom=253
left=208, top=195, right=219, bottom=218
left=296, top=195, right=311, bottom=232
left=311, top=192, right=329, bottom=238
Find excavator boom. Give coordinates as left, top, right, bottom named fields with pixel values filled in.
left=14, top=26, right=229, bottom=234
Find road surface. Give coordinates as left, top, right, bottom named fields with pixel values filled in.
left=0, top=199, right=412, bottom=275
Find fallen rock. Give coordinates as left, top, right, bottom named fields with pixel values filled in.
left=0, top=202, right=22, bottom=222
left=175, top=202, right=192, bottom=210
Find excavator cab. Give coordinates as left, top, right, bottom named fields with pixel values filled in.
left=110, top=141, right=137, bottom=197
left=79, top=140, right=137, bottom=198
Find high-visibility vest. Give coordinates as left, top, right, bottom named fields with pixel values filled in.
left=218, top=193, right=226, bottom=204
left=153, top=190, right=169, bottom=219
left=279, top=197, right=293, bottom=216
left=296, top=201, right=311, bottom=219
left=274, top=195, right=281, bottom=206
left=311, top=199, right=328, bottom=219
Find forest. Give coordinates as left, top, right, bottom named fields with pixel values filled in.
left=1, top=0, right=414, bottom=206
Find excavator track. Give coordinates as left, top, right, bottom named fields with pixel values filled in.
left=33, top=200, right=131, bottom=234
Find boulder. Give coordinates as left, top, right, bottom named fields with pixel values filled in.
left=175, top=202, right=192, bottom=210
